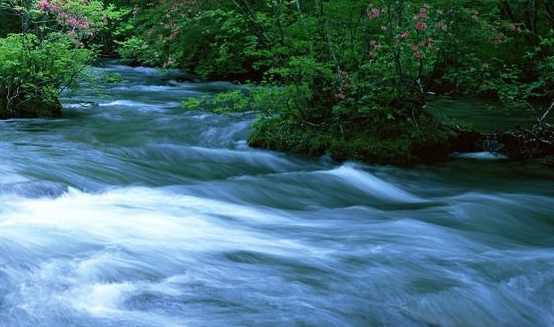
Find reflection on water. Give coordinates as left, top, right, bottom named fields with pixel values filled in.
left=0, top=62, right=553, bottom=327
left=427, top=97, right=554, bottom=133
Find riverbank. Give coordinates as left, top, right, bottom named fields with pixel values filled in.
left=248, top=109, right=454, bottom=166
left=248, top=97, right=554, bottom=167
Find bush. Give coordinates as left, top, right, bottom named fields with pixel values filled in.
left=0, top=33, right=92, bottom=118
left=0, top=0, right=125, bottom=118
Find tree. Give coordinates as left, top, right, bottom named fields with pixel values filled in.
left=0, top=0, right=125, bottom=118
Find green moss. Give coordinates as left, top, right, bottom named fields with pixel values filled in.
left=248, top=110, right=455, bottom=166
left=248, top=117, right=331, bottom=156
left=328, top=137, right=414, bottom=165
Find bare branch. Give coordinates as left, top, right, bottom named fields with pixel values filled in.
left=539, top=100, right=554, bottom=125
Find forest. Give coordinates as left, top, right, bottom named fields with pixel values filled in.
left=1, top=0, right=553, bottom=165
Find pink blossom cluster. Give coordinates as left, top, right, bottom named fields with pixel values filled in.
left=37, top=0, right=57, bottom=11
left=415, top=21, right=427, bottom=31
left=413, top=4, right=429, bottom=31
left=335, top=69, right=351, bottom=100
left=368, top=8, right=382, bottom=19
left=367, top=4, right=384, bottom=20
left=408, top=38, right=433, bottom=59
left=369, top=39, right=379, bottom=58
left=408, top=4, right=431, bottom=58
left=38, top=0, right=94, bottom=37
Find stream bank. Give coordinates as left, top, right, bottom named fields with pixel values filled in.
left=249, top=100, right=554, bottom=167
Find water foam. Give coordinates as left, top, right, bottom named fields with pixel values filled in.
left=0, top=186, right=315, bottom=325
left=324, top=164, right=423, bottom=203
left=451, top=151, right=508, bottom=160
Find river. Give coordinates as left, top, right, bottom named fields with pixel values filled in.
left=0, top=62, right=553, bottom=327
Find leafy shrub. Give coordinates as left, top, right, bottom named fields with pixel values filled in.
left=0, top=33, right=93, bottom=117
left=0, top=0, right=125, bottom=118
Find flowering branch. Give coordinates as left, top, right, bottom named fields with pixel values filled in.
left=362, top=1, right=447, bottom=106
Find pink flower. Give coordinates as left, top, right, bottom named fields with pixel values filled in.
left=68, top=17, right=78, bottom=27
left=38, top=0, right=58, bottom=12
left=414, top=51, right=423, bottom=59
left=367, top=8, right=382, bottom=19
left=38, top=0, right=49, bottom=9
left=415, top=21, right=427, bottom=31
left=370, top=39, right=377, bottom=47
left=400, top=31, right=409, bottom=38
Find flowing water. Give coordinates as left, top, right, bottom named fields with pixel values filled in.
left=0, top=62, right=553, bottom=327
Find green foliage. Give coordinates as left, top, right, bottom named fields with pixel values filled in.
left=203, top=90, right=250, bottom=114
left=0, top=0, right=122, bottom=118
left=0, top=32, right=93, bottom=117
left=104, top=72, right=123, bottom=83
left=114, top=2, right=257, bottom=78
left=430, top=3, right=501, bottom=94
left=182, top=85, right=290, bottom=117
left=111, top=0, right=554, bottom=164
left=114, top=0, right=554, bottom=105
left=115, top=35, right=148, bottom=59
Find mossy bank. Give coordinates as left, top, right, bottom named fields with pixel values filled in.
left=248, top=110, right=456, bottom=166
